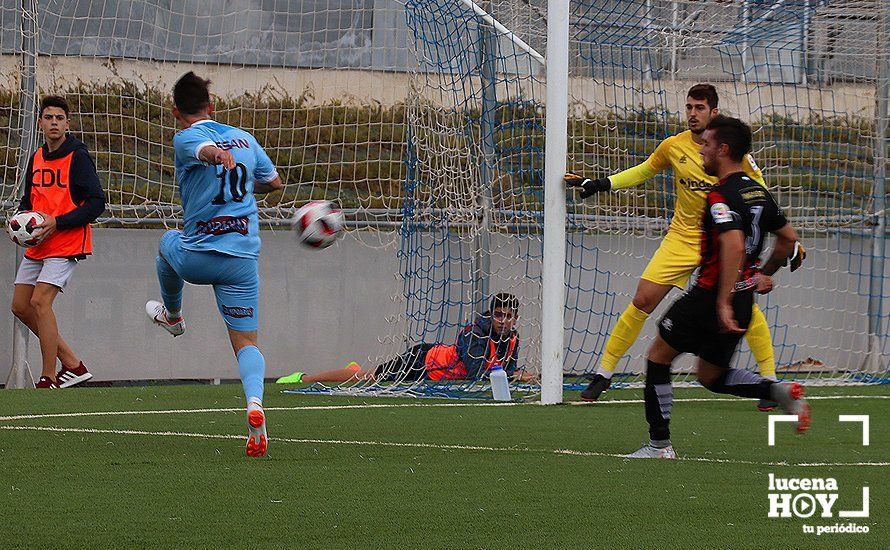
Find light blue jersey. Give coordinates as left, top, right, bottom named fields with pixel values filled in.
left=173, top=119, right=278, bottom=259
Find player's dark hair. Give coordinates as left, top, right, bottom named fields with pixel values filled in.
left=687, top=83, right=718, bottom=110
left=40, top=95, right=69, bottom=117
left=490, top=293, right=519, bottom=315
left=705, top=115, right=752, bottom=162
left=173, top=71, right=212, bottom=115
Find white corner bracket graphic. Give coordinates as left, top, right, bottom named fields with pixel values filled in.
left=768, top=415, right=799, bottom=446
left=838, top=415, right=870, bottom=446
left=839, top=487, right=870, bottom=518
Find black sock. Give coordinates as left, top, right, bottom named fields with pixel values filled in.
left=644, top=360, right=672, bottom=442
left=703, top=368, right=773, bottom=400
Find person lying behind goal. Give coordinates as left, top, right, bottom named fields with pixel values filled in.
left=276, top=293, right=534, bottom=384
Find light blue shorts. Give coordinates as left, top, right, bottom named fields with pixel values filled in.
left=159, top=230, right=259, bottom=332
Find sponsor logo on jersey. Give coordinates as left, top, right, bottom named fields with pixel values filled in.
left=196, top=216, right=249, bottom=236
left=710, top=202, right=735, bottom=224
left=221, top=305, right=254, bottom=318
left=741, top=188, right=766, bottom=201
left=32, top=167, right=68, bottom=188
left=214, top=138, right=251, bottom=150
left=678, top=178, right=713, bottom=191
left=678, top=154, right=687, bottom=164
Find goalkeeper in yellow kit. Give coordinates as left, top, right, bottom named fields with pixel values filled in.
left=566, top=84, right=783, bottom=410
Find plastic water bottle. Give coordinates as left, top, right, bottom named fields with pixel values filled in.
left=490, top=364, right=512, bottom=401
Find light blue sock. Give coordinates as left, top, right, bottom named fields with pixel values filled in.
left=237, top=345, right=265, bottom=404
left=156, top=255, right=183, bottom=315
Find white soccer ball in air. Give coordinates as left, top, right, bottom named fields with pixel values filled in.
left=292, top=200, right=345, bottom=249
left=6, top=211, right=45, bottom=248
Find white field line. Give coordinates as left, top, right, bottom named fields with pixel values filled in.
left=0, top=402, right=519, bottom=421
left=0, top=424, right=886, bottom=468
left=569, top=394, right=890, bottom=406
left=0, top=394, right=885, bottom=422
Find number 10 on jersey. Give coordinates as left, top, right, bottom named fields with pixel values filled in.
left=212, top=163, right=249, bottom=204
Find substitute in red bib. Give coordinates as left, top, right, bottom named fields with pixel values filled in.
left=10, top=95, right=106, bottom=388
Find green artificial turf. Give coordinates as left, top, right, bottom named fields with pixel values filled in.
left=0, top=384, right=886, bottom=548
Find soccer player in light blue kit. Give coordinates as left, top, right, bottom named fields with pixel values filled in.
left=146, top=72, right=282, bottom=457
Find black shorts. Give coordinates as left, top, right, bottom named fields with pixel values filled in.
left=657, top=287, right=754, bottom=369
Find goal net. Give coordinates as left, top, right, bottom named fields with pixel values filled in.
left=1, top=0, right=887, bottom=397
left=562, top=0, right=889, bottom=387
left=300, top=0, right=550, bottom=398
left=302, top=0, right=890, bottom=397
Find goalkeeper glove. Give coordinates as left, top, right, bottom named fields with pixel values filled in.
left=789, top=241, right=806, bottom=272
left=564, top=172, right=611, bottom=199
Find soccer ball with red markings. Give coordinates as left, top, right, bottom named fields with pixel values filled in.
left=6, top=211, right=45, bottom=248
left=292, top=201, right=344, bottom=249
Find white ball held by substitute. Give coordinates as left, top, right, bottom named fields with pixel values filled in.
left=6, top=211, right=45, bottom=248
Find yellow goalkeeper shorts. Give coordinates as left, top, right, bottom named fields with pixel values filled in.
left=640, top=231, right=702, bottom=288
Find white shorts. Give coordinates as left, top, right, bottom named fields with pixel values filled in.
left=14, top=257, right=79, bottom=290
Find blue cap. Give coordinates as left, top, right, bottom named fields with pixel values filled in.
left=490, top=364, right=503, bottom=371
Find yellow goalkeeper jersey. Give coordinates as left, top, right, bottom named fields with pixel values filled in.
left=609, top=130, right=764, bottom=238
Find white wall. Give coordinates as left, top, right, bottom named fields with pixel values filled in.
left=2, top=229, right=886, bottom=383
left=2, top=229, right=405, bottom=382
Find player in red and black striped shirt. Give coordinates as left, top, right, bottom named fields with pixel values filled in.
left=625, top=116, right=810, bottom=459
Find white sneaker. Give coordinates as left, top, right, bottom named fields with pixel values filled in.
left=624, top=443, right=677, bottom=459
left=246, top=400, right=268, bottom=457
left=145, top=300, right=185, bottom=337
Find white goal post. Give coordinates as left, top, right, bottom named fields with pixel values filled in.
left=541, top=0, right=569, bottom=404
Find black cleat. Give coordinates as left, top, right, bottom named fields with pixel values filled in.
left=757, top=398, right=778, bottom=412
left=580, top=374, right=612, bottom=401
